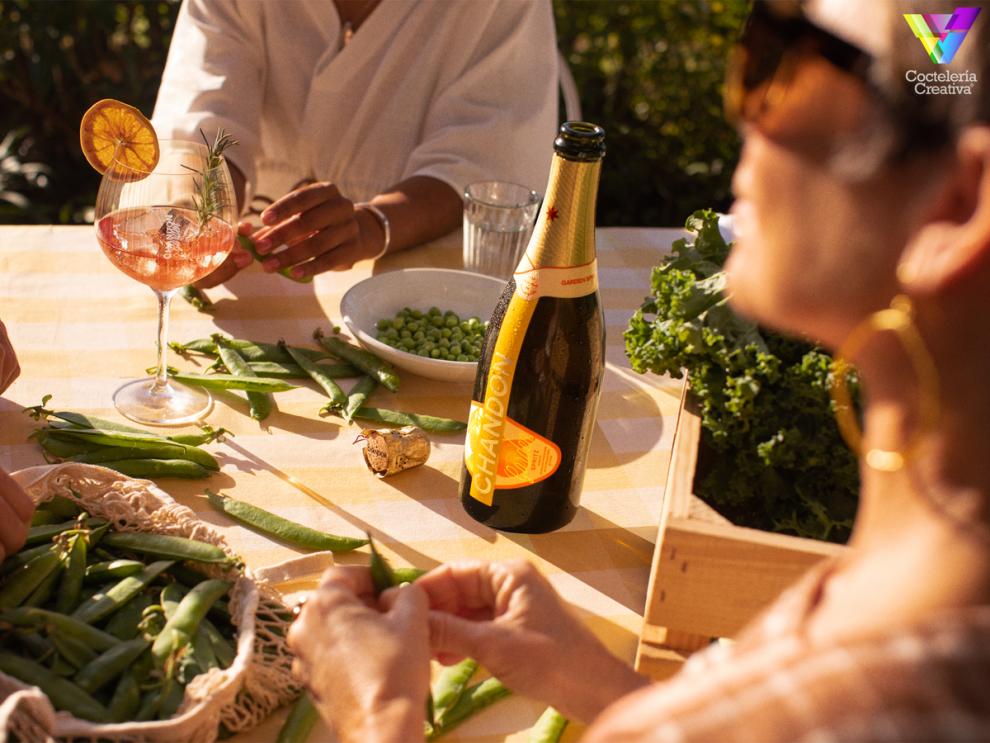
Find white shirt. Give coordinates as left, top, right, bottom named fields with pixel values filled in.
left=152, top=0, right=559, bottom=206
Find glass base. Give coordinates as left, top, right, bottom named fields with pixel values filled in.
left=113, top=377, right=213, bottom=426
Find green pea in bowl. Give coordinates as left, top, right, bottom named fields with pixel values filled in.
left=339, top=268, right=505, bottom=383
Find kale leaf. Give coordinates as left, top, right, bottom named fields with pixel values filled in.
left=624, top=209, right=858, bottom=542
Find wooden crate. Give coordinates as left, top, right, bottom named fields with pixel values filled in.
left=635, top=388, right=847, bottom=680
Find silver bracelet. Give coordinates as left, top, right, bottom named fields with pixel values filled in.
left=356, top=202, right=391, bottom=260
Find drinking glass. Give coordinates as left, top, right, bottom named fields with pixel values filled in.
left=94, top=140, right=236, bottom=425
left=463, top=181, right=540, bottom=278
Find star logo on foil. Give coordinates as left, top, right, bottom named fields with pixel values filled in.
left=546, top=206, right=559, bottom=222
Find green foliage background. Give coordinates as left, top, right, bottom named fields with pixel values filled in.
left=0, top=0, right=747, bottom=226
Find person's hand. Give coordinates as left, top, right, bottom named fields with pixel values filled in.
left=248, top=182, right=383, bottom=280
left=0, top=319, right=20, bottom=394
left=287, top=566, right=430, bottom=743
left=193, top=221, right=256, bottom=288
left=0, top=468, right=34, bottom=562
left=419, top=560, right=649, bottom=724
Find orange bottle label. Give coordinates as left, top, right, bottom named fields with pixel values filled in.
left=465, top=402, right=562, bottom=503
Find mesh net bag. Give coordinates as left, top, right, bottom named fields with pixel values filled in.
left=0, top=463, right=310, bottom=743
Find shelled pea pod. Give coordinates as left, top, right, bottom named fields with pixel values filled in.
left=151, top=579, right=231, bottom=668
left=99, top=531, right=234, bottom=565
left=238, top=233, right=313, bottom=283
left=179, top=284, right=214, bottom=314
left=0, top=651, right=111, bottom=722
left=279, top=339, right=347, bottom=408
left=72, top=560, right=174, bottom=624
left=276, top=693, right=320, bottom=743
left=429, top=677, right=511, bottom=740
left=171, top=337, right=329, bottom=364
left=351, top=406, right=467, bottom=433
left=172, top=371, right=298, bottom=394
left=314, top=328, right=400, bottom=392
left=215, top=335, right=272, bottom=421
left=528, top=707, right=569, bottom=743
left=205, top=490, right=368, bottom=553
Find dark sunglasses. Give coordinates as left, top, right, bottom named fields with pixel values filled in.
left=725, top=0, right=948, bottom=153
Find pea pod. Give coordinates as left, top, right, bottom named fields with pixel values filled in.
left=276, top=693, right=320, bottom=743
left=72, top=560, right=174, bottom=624
left=168, top=425, right=228, bottom=446
left=98, top=458, right=214, bottom=480
left=104, top=592, right=153, bottom=641
left=100, top=531, right=234, bottom=565
left=67, top=444, right=210, bottom=466
left=280, top=340, right=347, bottom=407
left=26, top=517, right=105, bottom=546
left=55, top=533, right=87, bottom=614
left=135, top=685, right=164, bottom=721
left=314, top=329, right=400, bottom=392
left=432, top=658, right=479, bottom=715
left=216, top=336, right=272, bottom=421
left=202, top=617, right=236, bottom=668
left=172, top=337, right=330, bottom=364
left=161, top=582, right=187, bottom=620
left=244, top=360, right=360, bottom=380
left=151, top=579, right=231, bottom=667
left=49, top=428, right=219, bottom=470
left=206, top=490, right=368, bottom=554
left=38, top=410, right=226, bottom=448
left=367, top=534, right=397, bottom=597
left=0, top=549, right=62, bottom=608
left=43, top=494, right=83, bottom=519
left=190, top=623, right=219, bottom=674
left=179, top=284, right=214, bottom=314
left=528, top=706, right=569, bottom=743
left=351, top=406, right=467, bottom=433
left=0, top=607, right=120, bottom=651
left=30, top=510, right=60, bottom=526
left=172, top=372, right=298, bottom=393
left=157, top=675, right=187, bottom=720
left=51, top=632, right=98, bottom=670
left=74, top=637, right=151, bottom=694
left=342, top=376, right=378, bottom=422
left=238, top=233, right=313, bottom=283
left=34, top=431, right=101, bottom=459
left=108, top=670, right=142, bottom=722
left=23, top=558, right=63, bottom=608
left=84, top=559, right=145, bottom=584
left=429, top=677, right=511, bottom=739
left=0, top=543, right=53, bottom=577
left=0, top=650, right=111, bottom=722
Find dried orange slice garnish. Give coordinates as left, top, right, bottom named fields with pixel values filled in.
left=79, top=99, right=159, bottom=180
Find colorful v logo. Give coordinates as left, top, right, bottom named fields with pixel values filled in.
left=904, top=7, right=981, bottom=64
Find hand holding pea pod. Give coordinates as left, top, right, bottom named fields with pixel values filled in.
left=287, top=565, right=431, bottom=743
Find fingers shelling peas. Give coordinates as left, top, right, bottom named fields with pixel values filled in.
left=206, top=490, right=368, bottom=554
left=375, top=306, right=487, bottom=362
left=238, top=233, right=313, bottom=283
left=314, top=328, right=400, bottom=392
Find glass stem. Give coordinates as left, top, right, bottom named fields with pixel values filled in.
left=153, top=289, right=177, bottom=393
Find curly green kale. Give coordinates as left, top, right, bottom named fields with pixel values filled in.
left=624, top=209, right=858, bottom=542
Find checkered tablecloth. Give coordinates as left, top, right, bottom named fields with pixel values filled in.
left=0, top=225, right=684, bottom=742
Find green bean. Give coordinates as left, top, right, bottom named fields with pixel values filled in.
left=367, top=534, right=396, bottom=597
left=108, top=670, right=142, bottom=722
left=23, top=558, right=63, bottom=608
left=528, top=706, right=569, bottom=742
left=1, top=543, right=53, bottom=577
left=25, top=517, right=105, bottom=546
left=340, top=376, right=378, bottom=422
left=100, top=531, right=233, bottom=565
left=179, top=284, right=214, bottom=314
left=55, top=533, right=87, bottom=613
left=72, top=560, right=174, bottom=624
left=206, top=490, right=368, bottom=554
left=351, top=407, right=467, bottom=433
left=51, top=632, right=98, bottom=670
left=432, top=658, right=479, bottom=715
left=30, top=510, right=60, bottom=526
left=0, top=650, right=111, bottom=722
left=276, top=693, right=320, bottom=743
left=243, top=360, right=360, bottom=379
left=105, top=592, right=153, bottom=641
left=172, top=337, right=330, bottom=364
left=74, top=637, right=150, bottom=694
left=100, top=458, right=214, bottom=480
left=84, top=559, right=145, bottom=584
left=280, top=340, right=347, bottom=407
left=49, top=427, right=219, bottom=470
left=202, top=617, right=236, bottom=669
left=151, top=579, right=231, bottom=668
left=172, top=371, right=298, bottom=393
left=429, top=677, right=511, bottom=739
left=216, top=336, right=272, bottom=421
left=0, top=549, right=62, bottom=608
left=238, top=233, right=313, bottom=283
left=314, top=329, right=400, bottom=392
left=0, top=607, right=120, bottom=651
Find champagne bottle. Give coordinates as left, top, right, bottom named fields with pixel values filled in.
left=460, top=122, right=606, bottom=533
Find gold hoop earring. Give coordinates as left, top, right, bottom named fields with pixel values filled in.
left=829, top=295, right=940, bottom=472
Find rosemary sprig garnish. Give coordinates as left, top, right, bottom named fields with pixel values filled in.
left=185, top=128, right=238, bottom=230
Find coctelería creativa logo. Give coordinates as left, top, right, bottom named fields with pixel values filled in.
left=903, top=7, right=981, bottom=63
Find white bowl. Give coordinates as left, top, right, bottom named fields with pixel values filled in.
left=339, top=268, right=506, bottom=383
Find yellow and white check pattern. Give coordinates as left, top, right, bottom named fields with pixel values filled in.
left=0, top=225, right=684, bottom=742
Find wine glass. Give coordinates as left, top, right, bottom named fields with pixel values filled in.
left=94, top=139, right=236, bottom=425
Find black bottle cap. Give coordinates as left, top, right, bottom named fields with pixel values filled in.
left=553, top=121, right=606, bottom=161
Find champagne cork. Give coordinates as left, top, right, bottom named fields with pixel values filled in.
left=358, top=425, right=430, bottom=477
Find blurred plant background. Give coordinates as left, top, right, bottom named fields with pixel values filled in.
left=0, top=0, right=747, bottom=226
